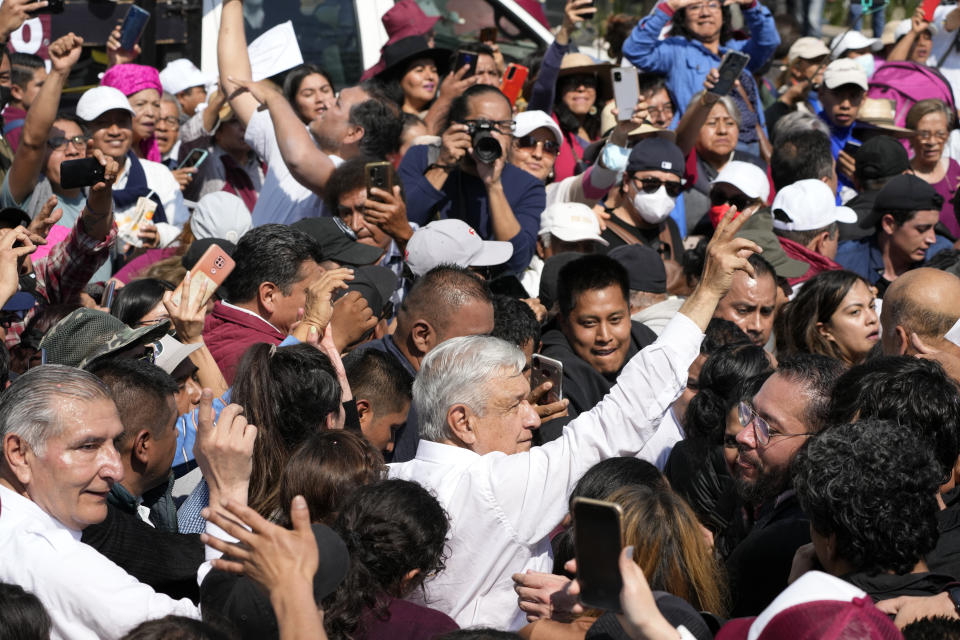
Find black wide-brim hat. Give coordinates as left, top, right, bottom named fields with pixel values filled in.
left=377, top=35, right=451, bottom=80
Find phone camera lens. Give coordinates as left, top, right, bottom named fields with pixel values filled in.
left=614, top=72, right=621, bottom=81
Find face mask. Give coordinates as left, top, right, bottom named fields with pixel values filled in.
left=854, top=54, right=875, bottom=79
left=632, top=186, right=676, bottom=224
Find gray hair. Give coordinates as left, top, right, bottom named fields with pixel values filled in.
left=688, top=91, right=742, bottom=128
left=415, top=335, right=527, bottom=443
left=161, top=91, right=183, bottom=118
left=0, top=365, right=110, bottom=457
left=774, top=111, right=830, bottom=141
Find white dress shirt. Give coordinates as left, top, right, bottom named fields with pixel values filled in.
left=0, top=485, right=199, bottom=640
left=246, top=109, right=342, bottom=226
left=388, top=312, right=704, bottom=630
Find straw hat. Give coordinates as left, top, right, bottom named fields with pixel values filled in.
left=556, top=53, right=613, bottom=102
left=856, top=98, right=914, bottom=136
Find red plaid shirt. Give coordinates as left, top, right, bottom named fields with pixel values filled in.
left=5, top=220, right=118, bottom=347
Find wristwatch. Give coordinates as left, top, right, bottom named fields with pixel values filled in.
left=947, top=585, right=960, bottom=616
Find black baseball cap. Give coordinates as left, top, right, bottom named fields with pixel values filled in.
left=608, top=244, right=666, bottom=294
left=859, top=174, right=944, bottom=229
left=854, top=136, right=909, bottom=183
left=0, top=207, right=31, bottom=229
left=344, top=265, right=399, bottom=318
left=539, top=252, right=582, bottom=311
left=625, top=137, right=685, bottom=177
left=291, top=218, right=384, bottom=267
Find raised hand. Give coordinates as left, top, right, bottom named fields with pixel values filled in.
left=193, top=390, right=258, bottom=507
left=438, top=122, right=472, bottom=167
left=106, top=20, right=141, bottom=67
left=697, top=205, right=761, bottom=298
left=162, top=270, right=207, bottom=343
left=0, top=226, right=36, bottom=307
left=513, top=570, right=582, bottom=622
left=27, top=196, right=63, bottom=241
left=559, top=0, right=597, bottom=43
left=363, top=185, right=413, bottom=244
left=48, top=32, right=83, bottom=74
left=302, top=267, right=354, bottom=331
left=0, top=0, right=48, bottom=42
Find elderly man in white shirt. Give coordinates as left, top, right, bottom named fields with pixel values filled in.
left=0, top=366, right=255, bottom=640
left=389, top=209, right=760, bottom=629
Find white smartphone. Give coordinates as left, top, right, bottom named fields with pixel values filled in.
left=611, top=67, right=639, bottom=122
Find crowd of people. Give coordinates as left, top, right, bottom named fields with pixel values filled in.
left=5, top=0, right=960, bottom=638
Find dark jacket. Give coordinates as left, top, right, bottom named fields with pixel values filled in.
left=203, top=301, right=286, bottom=385
left=926, top=486, right=960, bottom=581
left=538, top=320, right=657, bottom=442
left=843, top=570, right=955, bottom=602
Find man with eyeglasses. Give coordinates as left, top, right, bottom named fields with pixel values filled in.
left=399, top=83, right=546, bottom=275
left=638, top=73, right=676, bottom=129
left=724, top=353, right=845, bottom=617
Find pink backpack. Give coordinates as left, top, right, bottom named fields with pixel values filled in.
left=867, top=62, right=956, bottom=127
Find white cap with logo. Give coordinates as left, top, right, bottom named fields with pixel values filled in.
left=538, top=202, right=608, bottom=246
left=822, top=58, right=869, bottom=91
left=405, top=219, right=514, bottom=277
left=76, top=86, right=136, bottom=122
left=711, top=161, right=770, bottom=202
left=830, top=30, right=882, bottom=57
left=771, top=179, right=858, bottom=231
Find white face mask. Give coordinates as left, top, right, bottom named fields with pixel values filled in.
left=854, top=53, right=875, bottom=79
left=632, top=186, right=676, bottom=224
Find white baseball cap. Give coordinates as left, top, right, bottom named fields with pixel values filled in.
left=514, top=110, right=562, bottom=145
left=711, top=161, right=770, bottom=202
left=771, top=179, right=857, bottom=232
left=830, top=30, right=882, bottom=57
left=76, top=86, right=135, bottom=122
left=821, top=58, right=869, bottom=91
left=159, top=59, right=213, bottom=96
left=788, top=37, right=830, bottom=63
left=405, top=219, right=514, bottom=277
left=538, top=202, right=608, bottom=246
left=192, top=192, right=252, bottom=243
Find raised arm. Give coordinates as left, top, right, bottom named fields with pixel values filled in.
left=621, top=2, right=682, bottom=76
left=163, top=272, right=229, bottom=399
left=217, top=0, right=259, bottom=127
left=675, top=70, right=720, bottom=156
left=889, top=8, right=929, bottom=61
left=528, top=0, right=594, bottom=113
left=736, top=0, right=781, bottom=72
left=7, top=33, right=82, bottom=204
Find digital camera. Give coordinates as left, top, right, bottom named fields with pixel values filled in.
left=465, top=120, right=503, bottom=164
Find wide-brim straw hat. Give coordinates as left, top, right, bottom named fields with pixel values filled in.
left=856, top=97, right=914, bottom=136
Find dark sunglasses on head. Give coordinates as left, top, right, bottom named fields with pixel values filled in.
left=515, top=135, right=560, bottom=154
left=634, top=176, right=683, bottom=198
left=710, top=190, right=751, bottom=211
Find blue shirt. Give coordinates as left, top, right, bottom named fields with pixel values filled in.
left=835, top=234, right=953, bottom=285
left=397, top=145, right=546, bottom=275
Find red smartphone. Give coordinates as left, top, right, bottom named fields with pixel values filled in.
left=923, top=0, right=940, bottom=22
left=500, top=63, right=529, bottom=106
left=171, top=243, right=235, bottom=306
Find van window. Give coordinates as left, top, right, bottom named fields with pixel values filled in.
left=431, top=0, right=545, bottom=64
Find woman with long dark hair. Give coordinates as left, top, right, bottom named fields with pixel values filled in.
left=111, top=278, right=175, bottom=328
left=375, top=36, right=450, bottom=116
left=282, top=63, right=336, bottom=124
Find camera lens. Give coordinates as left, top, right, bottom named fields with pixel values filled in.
left=614, top=71, right=621, bottom=81
left=471, top=128, right=502, bottom=164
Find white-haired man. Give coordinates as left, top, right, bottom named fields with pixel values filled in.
left=389, top=209, right=761, bottom=629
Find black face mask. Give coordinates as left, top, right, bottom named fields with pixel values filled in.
left=0, top=85, right=12, bottom=109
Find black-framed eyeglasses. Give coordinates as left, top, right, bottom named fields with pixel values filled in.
left=738, top=401, right=811, bottom=447
left=710, top=190, right=751, bottom=212
left=515, top=135, right=560, bottom=154
left=647, top=104, right=674, bottom=118
left=47, top=135, right=87, bottom=151
left=158, top=116, right=180, bottom=127
left=463, top=119, right=516, bottom=134
left=632, top=176, right=683, bottom=198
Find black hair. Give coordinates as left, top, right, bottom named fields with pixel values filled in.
left=233, top=342, right=342, bottom=518
left=671, top=4, right=734, bottom=45
left=903, top=616, right=960, bottom=640
left=776, top=354, right=845, bottom=433
left=793, top=418, right=942, bottom=574
left=342, top=348, right=414, bottom=417
left=436, top=631, right=521, bottom=640
left=685, top=343, right=773, bottom=444
left=927, top=248, right=960, bottom=272
left=399, top=265, right=492, bottom=335
left=828, top=355, right=960, bottom=483
left=748, top=252, right=776, bottom=283
left=606, top=14, right=641, bottom=62
left=9, top=52, right=43, bottom=91
left=120, top=615, right=235, bottom=640
left=0, top=582, right=51, bottom=640
left=349, top=99, right=404, bottom=158
left=53, top=111, right=88, bottom=138
left=701, top=317, right=752, bottom=356
left=880, top=204, right=943, bottom=229
left=89, top=358, right=178, bottom=444
left=554, top=90, right=602, bottom=141
left=557, top=254, right=629, bottom=317
left=446, top=84, right=512, bottom=130
left=447, top=42, right=495, bottom=71
left=111, top=278, right=176, bottom=328
left=323, top=156, right=406, bottom=214
left=682, top=237, right=708, bottom=290
left=637, top=72, right=673, bottom=107
left=282, top=63, right=335, bottom=122
left=221, top=224, right=323, bottom=303
left=0, top=342, right=10, bottom=389
left=324, top=479, right=449, bottom=640
left=770, top=130, right=834, bottom=192
left=491, top=294, right=541, bottom=352
left=570, top=457, right=667, bottom=506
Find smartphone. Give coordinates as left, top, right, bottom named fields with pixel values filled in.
left=177, top=148, right=209, bottom=170
left=531, top=353, right=563, bottom=404
left=479, top=26, right=498, bottom=44
left=573, top=497, right=624, bottom=613
left=171, top=243, right=236, bottom=307
left=28, top=0, right=64, bottom=16
left=500, top=63, right=529, bottom=106
left=101, top=280, right=117, bottom=310
left=611, top=67, right=640, bottom=122
left=120, top=5, right=151, bottom=52
left=923, top=0, right=940, bottom=22
left=455, top=50, right=479, bottom=78
left=710, top=51, right=751, bottom=97
left=60, top=158, right=105, bottom=189
left=842, top=140, right=861, bottom=157
left=365, top=161, right=394, bottom=202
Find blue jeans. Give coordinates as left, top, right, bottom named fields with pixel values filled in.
left=797, top=0, right=825, bottom=37
left=849, top=1, right=885, bottom=36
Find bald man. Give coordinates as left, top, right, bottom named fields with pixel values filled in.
left=881, top=268, right=960, bottom=357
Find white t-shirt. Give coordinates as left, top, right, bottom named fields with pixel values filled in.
left=927, top=6, right=960, bottom=107
left=245, top=110, right=341, bottom=226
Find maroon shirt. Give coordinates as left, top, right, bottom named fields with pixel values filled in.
left=203, top=301, right=286, bottom=384
left=358, top=598, right=458, bottom=640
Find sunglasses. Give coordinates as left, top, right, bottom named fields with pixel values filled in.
left=710, top=191, right=751, bottom=212
left=632, top=176, right=683, bottom=198
left=515, top=135, right=560, bottom=154
left=46, top=135, right=87, bottom=151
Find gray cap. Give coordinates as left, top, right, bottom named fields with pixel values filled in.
left=40, top=308, right=170, bottom=369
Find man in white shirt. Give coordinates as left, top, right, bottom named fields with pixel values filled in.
left=389, top=209, right=761, bottom=629
left=0, top=365, right=256, bottom=639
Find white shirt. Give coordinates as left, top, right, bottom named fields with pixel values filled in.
left=115, top=156, right=190, bottom=247
left=246, top=110, right=342, bottom=227
left=927, top=6, right=960, bottom=107
left=0, top=485, right=200, bottom=640
left=638, top=405, right=685, bottom=470
left=389, top=313, right=703, bottom=630
left=519, top=254, right=544, bottom=298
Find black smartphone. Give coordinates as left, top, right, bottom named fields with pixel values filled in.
left=60, top=158, right=105, bottom=189
left=365, top=161, right=394, bottom=201
left=710, top=50, right=751, bottom=97
left=573, top=497, right=624, bottom=613
left=455, top=50, right=479, bottom=78
left=102, top=280, right=117, bottom=309
left=120, top=5, right=151, bottom=52
left=177, top=148, right=209, bottom=170
left=479, top=26, right=498, bottom=44
left=531, top=354, right=563, bottom=404
left=28, top=0, right=64, bottom=16
left=842, top=140, right=861, bottom=157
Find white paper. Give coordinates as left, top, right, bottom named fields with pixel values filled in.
left=946, top=316, right=960, bottom=349
left=248, top=21, right=304, bottom=82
